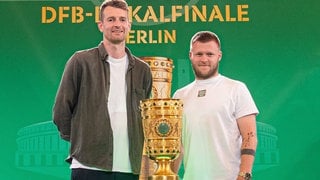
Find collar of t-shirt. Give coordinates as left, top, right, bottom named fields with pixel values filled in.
left=195, top=74, right=221, bottom=85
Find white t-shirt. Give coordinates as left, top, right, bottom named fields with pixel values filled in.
left=173, top=74, right=259, bottom=180
left=71, top=55, right=131, bottom=173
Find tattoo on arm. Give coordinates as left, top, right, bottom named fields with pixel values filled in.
left=241, top=149, right=256, bottom=156
left=243, top=131, right=255, bottom=147
left=241, top=131, right=256, bottom=156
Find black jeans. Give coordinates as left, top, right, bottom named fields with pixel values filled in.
left=71, top=168, right=139, bottom=180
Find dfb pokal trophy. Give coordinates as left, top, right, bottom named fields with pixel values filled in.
left=140, top=57, right=183, bottom=180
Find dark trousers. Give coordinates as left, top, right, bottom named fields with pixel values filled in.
left=71, top=168, right=139, bottom=180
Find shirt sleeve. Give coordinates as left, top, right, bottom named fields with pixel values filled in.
left=234, top=82, right=259, bottom=119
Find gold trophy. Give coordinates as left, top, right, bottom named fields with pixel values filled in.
left=140, top=57, right=183, bottom=180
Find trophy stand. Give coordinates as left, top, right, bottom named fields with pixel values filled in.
left=140, top=57, right=183, bottom=180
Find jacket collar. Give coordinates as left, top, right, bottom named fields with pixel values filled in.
left=98, top=41, right=135, bottom=67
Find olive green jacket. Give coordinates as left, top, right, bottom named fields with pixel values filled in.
left=53, top=42, right=152, bottom=174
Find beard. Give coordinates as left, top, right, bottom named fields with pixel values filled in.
left=106, top=35, right=125, bottom=44
left=192, top=64, right=218, bottom=80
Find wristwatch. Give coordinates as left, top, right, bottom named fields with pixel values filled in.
left=238, top=172, right=252, bottom=180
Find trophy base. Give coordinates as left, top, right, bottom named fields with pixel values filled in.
left=148, top=175, right=179, bottom=180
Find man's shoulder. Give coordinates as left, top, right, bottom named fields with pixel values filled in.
left=132, top=55, right=148, bottom=65
left=220, top=75, right=246, bottom=87
left=130, top=55, right=152, bottom=72
left=74, top=46, right=99, bottom=57
left=68, top=46, right=101, bottom=64
left=173, top=81, right=195, bottom=98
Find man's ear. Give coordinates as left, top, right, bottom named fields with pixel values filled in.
left=219, top=51, right=222, bottom=61
left=97, top=21, right=103, bottom=32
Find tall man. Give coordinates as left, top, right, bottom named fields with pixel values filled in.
left=173, top=31, right=258, bottom=180
left=53, top=0, right=152, bottom=179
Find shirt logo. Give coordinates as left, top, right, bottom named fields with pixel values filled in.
left=197, top=89, right=206, bottom=97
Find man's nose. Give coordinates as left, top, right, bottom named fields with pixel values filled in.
left=199, top=56, right=208, bottom=62
left=113, top=19, right=122, bottom=26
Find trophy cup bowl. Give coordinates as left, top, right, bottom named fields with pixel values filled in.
left=140, top=98, right=183, bottom=180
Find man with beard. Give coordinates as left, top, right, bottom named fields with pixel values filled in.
left=173, top=31, right=258, bottom=180
left=53, top=0, right=152, bottom=179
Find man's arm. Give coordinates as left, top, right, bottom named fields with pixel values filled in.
left=53, top=56, right=79, bottom=141
left=237, top=114, right=258, bottom=179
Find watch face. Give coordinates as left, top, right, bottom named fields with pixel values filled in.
left=245, top=173, right=252, bottom=180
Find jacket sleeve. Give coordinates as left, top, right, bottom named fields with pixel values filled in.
left=52, top=54, right=80, bottom=141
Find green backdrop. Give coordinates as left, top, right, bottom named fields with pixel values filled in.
left=1, top=0, right=319, bottom=179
